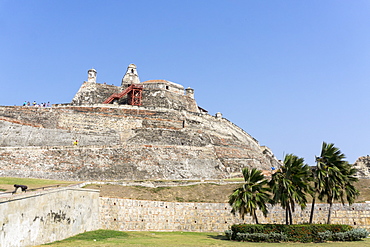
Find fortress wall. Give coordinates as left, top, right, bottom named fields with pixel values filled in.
left=69, top=81, right=200, bottom=112
left=0, top=145, right=226, bottom=181
left=0, top=187, right=99, bottom=247
left=0, top=105, right=262, bottom=151
left=71, top=81, right=121, bottom=105
left=100, top=198, right=370, bottom=232
left=142, top=89, right=199, bottom=112
left=1, top=187, right=369, bottom=246
left=0, top=143, right=274, bottom=181
left=0, top=105, right=278, bottom=180
left=353, top=156, right=370, bottom=177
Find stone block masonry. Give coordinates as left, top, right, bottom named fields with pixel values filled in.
left=1, top=185, right=370, bottom=246
left=100, top=197, right=370, bottom=232
left=100, top=198, right=244, bottom=232
left=0, top=145, right=225, bottom=181
left=0, top=187, right=100, bottom=247
left=0, top=105, right=280, bottom=181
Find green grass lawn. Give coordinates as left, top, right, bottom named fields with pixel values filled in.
left=0, top=177, right=76, bottom=186
left=0, top=177, right=78, bottom=192
left=39, top=230, right=370, bottom=247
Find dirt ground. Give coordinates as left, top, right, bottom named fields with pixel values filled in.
left=84, top=182, right=243, bottom=203
left=84, top=179, right=370, bottom=203
left=3, top=177, right=369, bottom=203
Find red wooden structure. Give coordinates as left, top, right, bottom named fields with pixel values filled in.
left=103, top=84, right=143, bottom=106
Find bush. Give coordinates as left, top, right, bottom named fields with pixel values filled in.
left=332, top=228, right=369, bottom=241
left=224, top=230, right=233, bottom=240
left=317, top=228, right=369, bottom=242
left=234, top=232, right=287, bottom=242
left=229, top=224, right=354, bottom=242
left=317, top=230, right=333, bottom=242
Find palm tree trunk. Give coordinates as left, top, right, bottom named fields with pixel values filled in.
left=327, top=201, right=333, bottom=224
left=285, top=206, right=289, bottom=225
left=285, top=204, right=289, bottom=225
left=287, top=203, right=293, bottom=225
left=253, top=210, right=259, bottom=224
left=288, top=203, right=293, bottom=225
left=309, top=197, right=316, bottom=224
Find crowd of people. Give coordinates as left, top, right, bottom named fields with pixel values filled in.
left=22, top=101, right=51, bottom=107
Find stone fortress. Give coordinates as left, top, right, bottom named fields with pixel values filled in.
left=0, top=64, right=280, bottom=181
left=1, top=65, right=370, bottom=247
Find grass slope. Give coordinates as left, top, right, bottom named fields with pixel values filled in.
left=0, top=177, right=77, bottom=193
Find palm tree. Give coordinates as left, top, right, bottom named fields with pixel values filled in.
left=340, top=165, right=360, bottom=205
left=310, top=142, right=359, bottom=224
left=269, top=154, right=312, bottom=225
left=228, top=167, right=271, bottom=224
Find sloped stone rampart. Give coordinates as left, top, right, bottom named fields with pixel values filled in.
left=0, top=105, right=279, bottom=181
left=0, top=187, right=99, bottom=247
left=0, top=145, right=224, bottom=180
left=353, top=156, right=370, bottom=177
left=100, top=198, right=370, bottom=232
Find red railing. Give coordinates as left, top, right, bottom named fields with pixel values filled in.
left=103, top=84, right=143, bottom=105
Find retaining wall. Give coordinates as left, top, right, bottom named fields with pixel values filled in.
left=100, top=197, right=370, bottom=232
left=0, top=105, right=280, bottom=181
left=0, top=187, right=100, bottom=247
left=2, top=188, right=370, bottom=246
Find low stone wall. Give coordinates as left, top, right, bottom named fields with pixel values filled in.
left=2, top=187, right=370, bottom=246
left=100, top=197, right=370, bottom=232
left=0, top=186, right=100, bottom=247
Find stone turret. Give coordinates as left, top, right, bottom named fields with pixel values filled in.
left=87, top=68, right=97, bottom=83
left=185, top=87, right=194, bottom=99
left=121, top=64, right=140, bottom=87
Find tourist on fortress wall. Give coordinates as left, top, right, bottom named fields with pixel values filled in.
left=22, top=101, right=50, bottom=107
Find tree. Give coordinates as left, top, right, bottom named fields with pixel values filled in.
left=228, top=167, right=271, bottom=224
left=310, top=142, right=359, bottom=224
left=309, top=165, right=321, bottom=224
left=269, top=154, right=312, bottom=225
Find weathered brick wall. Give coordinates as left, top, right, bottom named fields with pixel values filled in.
left=142, top=89, right=199, bottom=112
left=2, top=187, right=369, bottom=246
left=353, top=156, right=370, bottom=177
left=70, top=81, right=199, bottom=112
left=0, top=105, right=279, bottom=181
left=71, top=82, right=121, bottom=105
left=0, top=145, right=224, bottom=181
left=100, top=198, right=370, bottom=232
left=0, top=187, right=100, bottom=247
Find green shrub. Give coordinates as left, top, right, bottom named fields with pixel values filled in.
left=230, top=224, right=354, bottom=242
left=332, top=228, right=369, bottom=241
left=317, top=230, right=333, bottom=242
left=224, top=230, right=233, bottom=240
left=268, top=232, right=288, bottom=242
left=234, top=232, right=287, bottom=242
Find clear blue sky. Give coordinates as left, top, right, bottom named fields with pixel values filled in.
left=1, top=0, right=370, bottom=165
